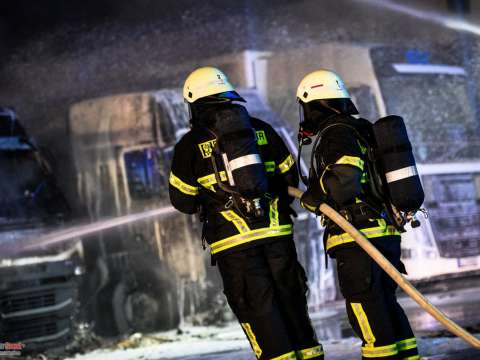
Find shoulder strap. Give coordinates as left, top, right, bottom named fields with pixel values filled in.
left=310, top=121, right=372, bottom=181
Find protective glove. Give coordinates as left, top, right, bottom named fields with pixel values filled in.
left=300, top=181, right=327, bottom=215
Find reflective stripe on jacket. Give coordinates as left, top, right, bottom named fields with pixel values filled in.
left=169, top=117, right=299, bottom=256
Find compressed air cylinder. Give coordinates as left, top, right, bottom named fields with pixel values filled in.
left=372, top=115, right=424, bottom=212
left=213, top=105, right=268, bottom=198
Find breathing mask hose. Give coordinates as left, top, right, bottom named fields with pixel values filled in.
left=297, top=132, right=310, bottom=186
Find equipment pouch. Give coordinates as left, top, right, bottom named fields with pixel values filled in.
left=335, top=248, right=372, bottom=298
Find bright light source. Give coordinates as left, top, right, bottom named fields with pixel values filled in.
left=356, top=0, right=480, bottom=37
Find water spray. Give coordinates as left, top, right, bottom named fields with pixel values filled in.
left=22, top=205, right=177, bottom=251
left=355, top=0, right=480, bottom=37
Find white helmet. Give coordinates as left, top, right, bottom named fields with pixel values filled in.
left=183, top=67, right=245, bottom=103
left=296, top=69, right=358, bottom=119
left=296, top=69, right=352, bottom=103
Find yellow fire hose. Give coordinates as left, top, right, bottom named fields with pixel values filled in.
left=288, top=186, right=480, bottom=349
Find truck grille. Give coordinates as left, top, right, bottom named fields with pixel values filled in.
left=0, top=284, right=76, bottom=351
left=0, top=290, right=56, bottom=314
left=6, top=315, right=58, bottom=342
left=437, top=237, right=480, bottom=258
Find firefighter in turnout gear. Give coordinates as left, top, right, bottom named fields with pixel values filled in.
left=169, top=67, right=323, bottom=360
left=297, top=70, right=419, bottom=360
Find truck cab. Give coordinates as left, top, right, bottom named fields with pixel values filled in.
left=0, top=107, right=83, bottom=352
left=69, top=91, right=206, bottom=335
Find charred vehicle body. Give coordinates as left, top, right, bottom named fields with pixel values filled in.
left=0, top=107, right=82, bottom=352
left=69, top=91, right=207, bottom=336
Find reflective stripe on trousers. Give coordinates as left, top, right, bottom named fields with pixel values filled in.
left=396, top=337, right=417, bottom=352
left=350, top=303, right=399, bottom=358
left=296, top=344, right=324, bottom=359
left=351, top=303, right=376, bottom=346
left=270, top=350, right=297, bottom=360
left=361, top=343, right=398, bottom=358
left=241, top=322, right=262, bottom=358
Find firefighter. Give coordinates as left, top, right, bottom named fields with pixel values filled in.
left=296, top=70, right=419, bottom=360
left=169, top=67, right=323, bottom=360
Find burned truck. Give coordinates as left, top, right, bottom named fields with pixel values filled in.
left=0, top=107, right=83, bottom=352
left=69, top=91, right=208, bottom=336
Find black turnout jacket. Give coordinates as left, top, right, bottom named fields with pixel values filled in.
left=169, top=117, right=299, bottom=257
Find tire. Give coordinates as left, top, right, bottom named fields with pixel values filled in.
left=112, top=266, right=179, bottom=334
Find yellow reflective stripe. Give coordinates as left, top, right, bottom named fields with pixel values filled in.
left=197, top=171, right=228, bottom=191
left=297, top=344, right=324, bottom=359
left=301, top=202, right=318, bottom=213
left=326, top=221, right=400, bottom=251
left=402, top=356, right=420, bottom=360
left=396, top=337, right=417, bottom=352
left=256, top=130, right=268, bottom=145
left=336, top=155, right=364, bottom=170
left=169, top=172, right=199, bottom=196
left=319, top=165, right=332, bottom=194
left=351, top=303, right=376, bottom=346
left=270, top=350, right=297, bottom=360
left=358, top=140, right=368, bottom=155
left=198, top=163, right=274, bottom=191
left=278, top=154, right=295, bottom=174
left=361, top=343, right=398, bottom=358
left=361, top=171, right=368, bottom=184
left=265, top=161, right=276, bottom=173
left=241, top=323, right=262, bottom=359
left=198, top=139, right=217, bottom=158
left=269, top=197, right=279, bottom=227
left=210, top=225, right=293, bottom=254
left=221, top=210, right=250, bottom=233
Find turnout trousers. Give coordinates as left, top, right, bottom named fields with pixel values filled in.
left=334, top=236, right=419, bottom=360
left=217, top=237, right=323, bottom=360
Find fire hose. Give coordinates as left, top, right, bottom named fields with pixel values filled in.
left=288, top=186, right=480, bottom=349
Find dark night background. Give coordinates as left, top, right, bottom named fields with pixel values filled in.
left=1, top=1, right=480, bottom=359
left=0, top=0, right=470, bottom=208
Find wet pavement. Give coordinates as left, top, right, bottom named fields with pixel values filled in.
left=65, top=287, right=480, bottom=360
left=181, top=287, right=480, bottom=360
left=180, top=337, right=480, bottom=360
left=311, top=286, right=480, bottom=339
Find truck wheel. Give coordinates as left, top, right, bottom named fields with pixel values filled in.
left=112, top=268, right=179, bottom=334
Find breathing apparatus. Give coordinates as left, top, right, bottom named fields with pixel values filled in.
left=296, top=70, right=425, bottom=231
left=183, top=67, right=268, bottom=219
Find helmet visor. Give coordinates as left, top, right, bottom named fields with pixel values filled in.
left=216, top=91, right=246, bottom=102
left=195, top=91, right=246, bottom=104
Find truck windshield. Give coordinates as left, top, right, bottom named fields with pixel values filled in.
left=0, top=150, right=68, bottom=225
left=123, top=146, right=171, bottom=201
left=371, top=47, right=480, bottom=260
left=371, top=47, right=479, bottom=163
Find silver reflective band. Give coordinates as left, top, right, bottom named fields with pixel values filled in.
left=229, top=154, right=262, bottom=171
left=222, top=153, right=235, bottom=186
left=385, top=166, right=418, bottom=183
